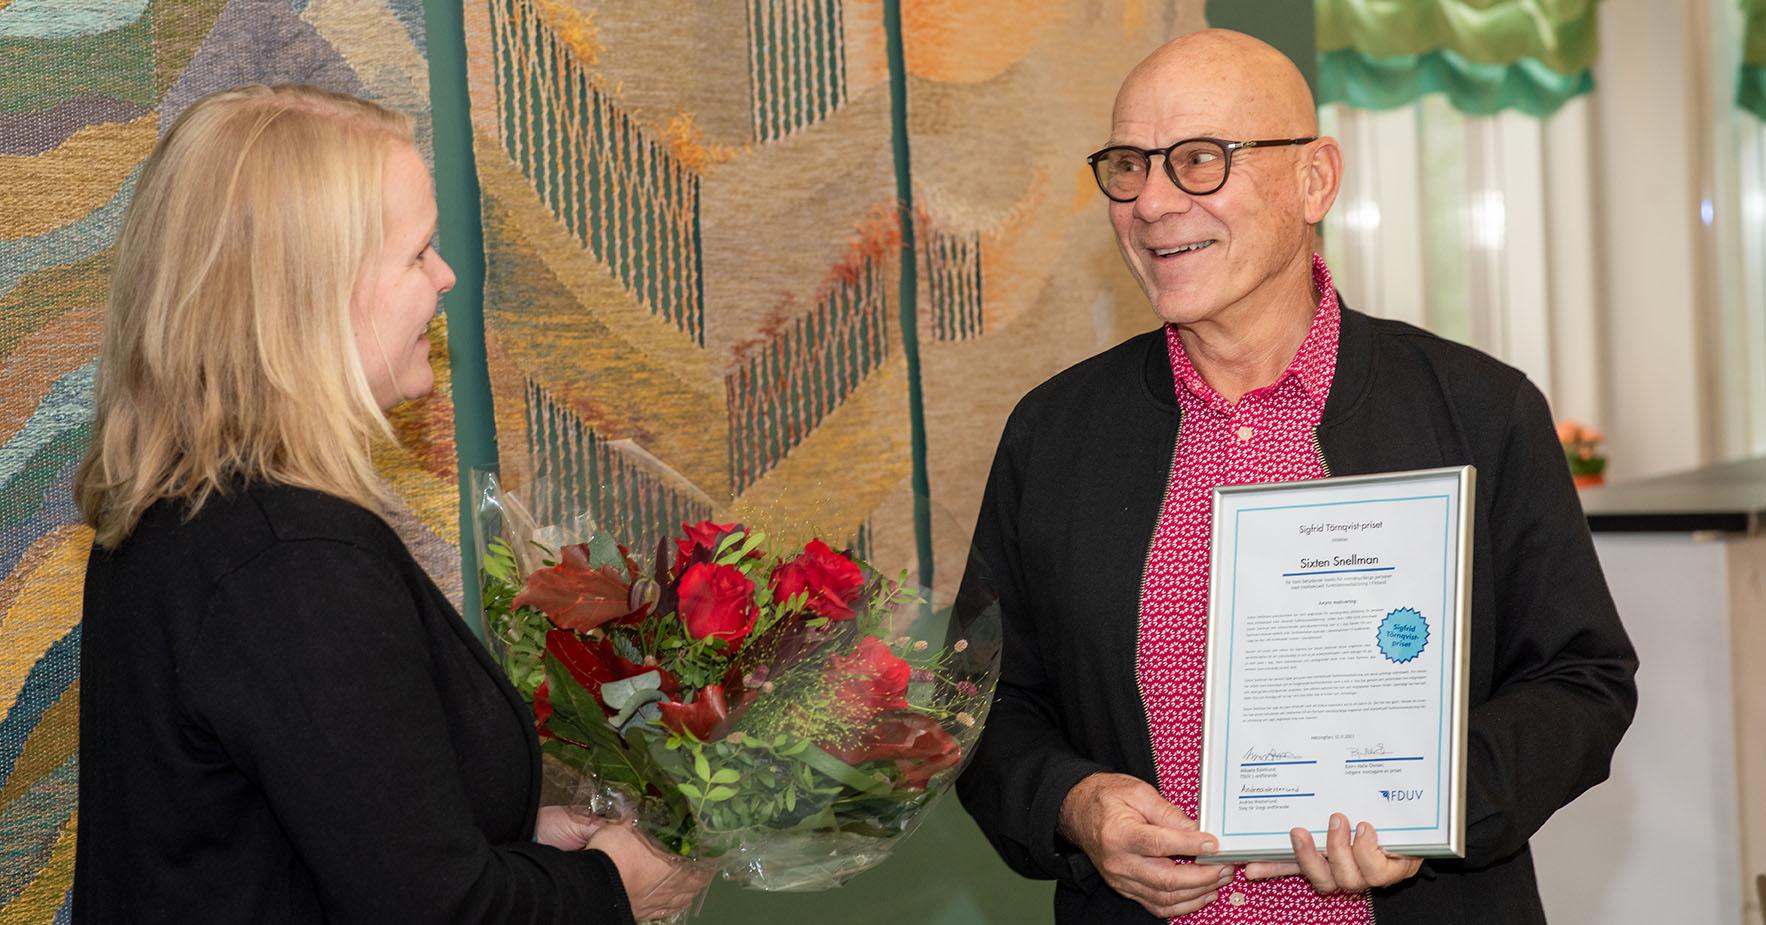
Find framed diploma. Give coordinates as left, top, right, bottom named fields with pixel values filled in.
left=1198, top=466, right=1473, bottom=862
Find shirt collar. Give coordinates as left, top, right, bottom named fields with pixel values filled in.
left=1166, top=253, right=1341, bottom=412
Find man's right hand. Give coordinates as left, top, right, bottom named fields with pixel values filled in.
left=1057, top=772, right=1232, bottom=918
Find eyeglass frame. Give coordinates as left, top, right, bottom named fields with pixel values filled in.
left=1085, top=136, right=1318, bottom=202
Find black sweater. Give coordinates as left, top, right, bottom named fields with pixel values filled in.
left=74, top=484, right=634, bottom=924
left=955, top=307, right=1639, bottom=924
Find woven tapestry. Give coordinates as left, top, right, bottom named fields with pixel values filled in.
left=907, top=0, right=1207, bottom=581
left=463, top=0, right=1203, bottom=599
left=0, top=1, right=447, bottom=919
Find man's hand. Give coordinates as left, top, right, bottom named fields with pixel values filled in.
left=1244, top=814, right=1422, bottom=894
left=1058, top=772, right=1232, bottom=918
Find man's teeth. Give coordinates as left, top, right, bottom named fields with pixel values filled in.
left=1153, top=240, right=1213, bottom=257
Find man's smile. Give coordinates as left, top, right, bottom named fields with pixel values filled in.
left=1148, top=238, right=1217, bottom=259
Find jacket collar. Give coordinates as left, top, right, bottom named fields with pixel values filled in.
left=1140, top=293, right=1374, bottom=427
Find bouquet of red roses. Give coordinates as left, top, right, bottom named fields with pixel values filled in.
left=473, top=474, right=999, bottom=897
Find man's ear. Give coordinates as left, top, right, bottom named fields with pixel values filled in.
left=1302, top=137, right=1344, bottom=225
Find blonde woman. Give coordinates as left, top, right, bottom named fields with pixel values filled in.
left=72, top=85, right=706, bottom=924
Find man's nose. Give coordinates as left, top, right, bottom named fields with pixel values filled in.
left=1133, top=158, right=1195, bottom=221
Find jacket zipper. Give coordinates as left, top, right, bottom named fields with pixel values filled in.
left=1310, top=427, right=1333, bottom=477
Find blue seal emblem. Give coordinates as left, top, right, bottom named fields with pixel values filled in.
left=1377, top=607, right=1429, bottom=664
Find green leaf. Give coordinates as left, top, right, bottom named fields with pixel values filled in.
left=713, top=531, right=745, bottom=556
left=694, top=750, right=712, bottom=781
left=709, top=768, right=740, bottom=785
left=705, top=786, right=738, bottom=802
left=794, top=744, right=894, bottom=796
left=483, top=538, right=517, bottom=581
left=609, top=633, right=644, bottom=664
left=715, top=530, right=767, bottom=565
left=678, top=782, right=705, bottom=800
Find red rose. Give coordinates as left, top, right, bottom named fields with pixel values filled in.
left=678, top=562, right=759, bottom=642
left=822, top=713, right=961, bottom=789
left=672, top=520, right=747, bottom=578
left=515, top=543, right=650, bottom=632
left=825, top=635, right=910, bottom=717
left=657, top=684, right=731, bottom=740
left=770, top=539, right=865, bottom=620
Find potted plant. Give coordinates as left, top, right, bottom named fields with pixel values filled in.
left=1556, top=420, right=1607, bottom=488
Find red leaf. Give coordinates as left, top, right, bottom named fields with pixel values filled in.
left=657, top=684, right=731, bottom=741
left=545, top=629, right=678, bottom=710
left=515, top=543, right=649, bottom=632
left=533, top=680, right=554, bottom=736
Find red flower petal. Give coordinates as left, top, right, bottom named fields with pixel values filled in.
left=678, top=562, right=759, bottom=643
left=657, top=684, right=730, bottom=740
left=824, top=635, right=911, bottom=715
left=770, top=539, right=865, bottom=620
left=822, top=713, right=961, bottom=790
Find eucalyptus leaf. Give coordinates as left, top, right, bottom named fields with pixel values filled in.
left=600, top=671, right=663, bottom=710
left=585, top=532, right=623, bottom=570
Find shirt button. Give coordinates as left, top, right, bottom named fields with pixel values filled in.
left=1235, top=426, right=1254, bottom=442
left=1228, top=890, right=1247, bottom=906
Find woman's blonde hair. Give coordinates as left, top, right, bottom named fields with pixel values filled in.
left=76, top=84, right=417, bottom=547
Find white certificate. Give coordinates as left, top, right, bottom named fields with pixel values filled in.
left=1197, top=466, right=1472, bottom=862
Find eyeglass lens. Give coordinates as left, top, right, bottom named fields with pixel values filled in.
left=1094, top=140, right=1230, bottom=200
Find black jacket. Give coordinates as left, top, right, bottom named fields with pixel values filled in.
left=955, top=307, right=1638, bottom=923
left=75, top=484, right=634, bottom=924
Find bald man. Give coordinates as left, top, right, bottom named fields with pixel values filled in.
left=954, top=30, right=1636, bottom=924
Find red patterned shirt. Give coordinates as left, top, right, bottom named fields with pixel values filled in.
left=1136, top=254, right=1371, bottom=923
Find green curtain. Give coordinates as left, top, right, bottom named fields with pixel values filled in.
left=1317, top=0, right=1599, bottom=117
left=1742, top=0, right=1766, bottom=120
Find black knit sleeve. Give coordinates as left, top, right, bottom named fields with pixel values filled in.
left=955, top=408, right=1112, bottom=888
left=1459, top=379, right=1639, bottom=866
left=179, top=538, right=635, bottom=925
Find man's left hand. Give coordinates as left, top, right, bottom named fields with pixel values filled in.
left=1242, top=814, right=1422, bottom=894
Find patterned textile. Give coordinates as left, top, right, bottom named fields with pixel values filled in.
left=0, top=2, right=448, bottom=920
left=1315, top=0, right=1599, bottom=117
left=462, top=0, right=1207, bottom=607
left=906, top=0, right=1210, bottom=588
left=1137, top=256, right=1370, bottom=921
left=1742, top=0, right=1766, bottom=120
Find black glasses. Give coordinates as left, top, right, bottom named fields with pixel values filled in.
left=1086, top=136, right=1317, bottom=202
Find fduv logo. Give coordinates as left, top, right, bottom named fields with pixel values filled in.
left=1379, top=789, right=1425, bottom=802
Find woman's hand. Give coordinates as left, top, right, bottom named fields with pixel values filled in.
left=533, top=805, right=603, bottom=851
left=587, top=822, right=715, bottom=922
